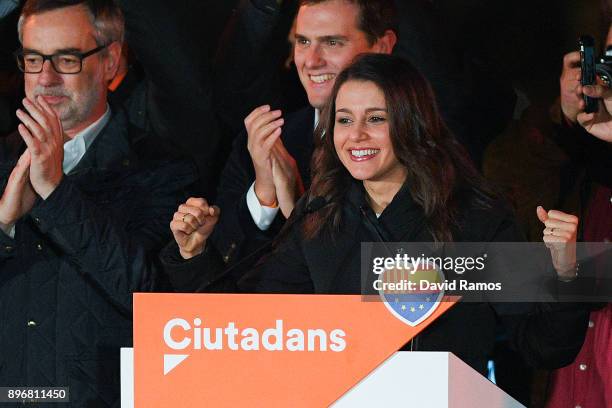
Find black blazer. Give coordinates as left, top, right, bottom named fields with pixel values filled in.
left=210, top=106, right=315, bottom=266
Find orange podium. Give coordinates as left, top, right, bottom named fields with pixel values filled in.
left=130, top=293, right=455, bottom=407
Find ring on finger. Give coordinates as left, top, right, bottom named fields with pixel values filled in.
left=182, top=213, right=188, bottom=223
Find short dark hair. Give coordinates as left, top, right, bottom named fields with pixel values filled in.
left=18, top=0, right=124, bottom=45
left=299, top=0, right=398, bottom=45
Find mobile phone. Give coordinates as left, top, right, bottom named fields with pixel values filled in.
left=579, top=35, right=598, bottom=113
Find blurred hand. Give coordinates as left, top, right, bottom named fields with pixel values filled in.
left=559, top=51, right=584, bottom=124
left=170, top=197, right=220, bottom=259
left=536, top=206, right=578, bottom=280
left=245, top=105, right=284, bottom=206
left=16, top=96, right=64, bottom=199
left=271, top=141, right=303, bottom=218
left=577, top=84, right=612, bottom=142
left=0, top=149, right=37, bottom=235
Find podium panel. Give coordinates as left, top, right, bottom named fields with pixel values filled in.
left=123, top=294, right=525, bottom=407
left=123, top=293, right=524, bottom=407
left=131, top=293, right=455, bottom=406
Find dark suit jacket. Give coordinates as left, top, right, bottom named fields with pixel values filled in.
left=211, top=106, right=315, bottom=266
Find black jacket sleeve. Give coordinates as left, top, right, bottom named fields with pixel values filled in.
left=237, top=219, right=314, bottom=294
left=24, top=160, right=195, bottom=315
left=0, top=140, right=26, bottom=266
left=484, top=209, right=590, bottom=369
left=160, top=240, right=233, bottom=293
left=501, top=302, right=589, bottom=369
left=210, top=130, right=285, bottom=266
left=0, top=228, right=16, bottom=265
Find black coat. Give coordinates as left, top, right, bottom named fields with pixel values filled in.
left=210, top=107, right=315, bottom=266
left=0, top=110, right=196, bottom=407
left=163, top=181, right=589, bottom=375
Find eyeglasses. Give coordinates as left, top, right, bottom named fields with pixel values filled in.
left=14, top=44, right=107, bottom=74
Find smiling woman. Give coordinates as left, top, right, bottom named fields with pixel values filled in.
left=332, top=80, right=406, bottom=214
left=304, top=53, right=493, bottom=241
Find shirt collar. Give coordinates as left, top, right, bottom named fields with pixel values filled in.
left=63, top=105, right=111, bottom=174
left=314, top=108, right=326, bottom=139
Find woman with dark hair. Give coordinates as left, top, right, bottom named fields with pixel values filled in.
left=302, top=50, right=492, bottom=243
left=163, top=53, right=588, bottom=376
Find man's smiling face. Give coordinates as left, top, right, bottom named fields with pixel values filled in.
left=293, top=0, right=378, bottom=109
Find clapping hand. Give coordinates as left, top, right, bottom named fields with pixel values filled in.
left=271, top=140, right=303, bottom=218
left=245, top=105, right=284, bottom=207
left=16, top=96, right=64, bottom=199
left=0, top=149, right=36, bottom=235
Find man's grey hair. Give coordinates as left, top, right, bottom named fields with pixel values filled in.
left=17, top=0, right=124, bottom=46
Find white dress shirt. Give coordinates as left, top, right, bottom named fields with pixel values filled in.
left=63, top=106, right=111, bottom=174
left=246, top=108, right=319, bottom=230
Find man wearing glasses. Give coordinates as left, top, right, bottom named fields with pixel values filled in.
left=0, top=0, right=194, bottom=405
left=15, top=43, right=109, bottom=129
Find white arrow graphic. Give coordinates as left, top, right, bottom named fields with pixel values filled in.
left=164, top=354, right=190, bottom=375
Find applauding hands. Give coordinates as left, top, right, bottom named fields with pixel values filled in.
left=16, top=96, right=65, bottom=199
left=271, top=141, right=304, bottom=218
left=0, top=96, right=65, bottom=235
left=246, top=105, right=303, bottom=218
left=0, top=150, right=36, bottom=235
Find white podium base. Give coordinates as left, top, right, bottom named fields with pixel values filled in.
left=121, top=349, right=524, bottom=407
left=120, top=348, right=134, bottom=408
left=333, top=352, right=524, bottom=408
